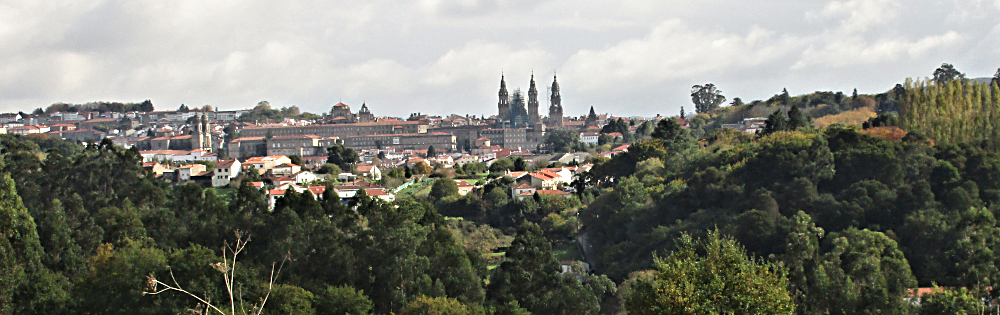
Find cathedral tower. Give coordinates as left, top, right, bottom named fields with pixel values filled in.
left=498, top=74, right=510, bottom=122
left=548, top=74, right=563, bottom=127
left=527, top=73, right=539, bottom=125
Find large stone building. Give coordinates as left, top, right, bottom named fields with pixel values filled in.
left=496, top=75, right=529, bottom=128
left=227, top=135, right=341, bottom=159
left=327, top=102, right=376, bottom=123
left=342, top=132, right=456, bottom=151
left=480, top=127, right=544, bottom=150
left=238, top=120, right=428, bottom=138
left=137, top=113, right=214, bottom=152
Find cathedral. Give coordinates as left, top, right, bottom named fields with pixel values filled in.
left=496, top=74, right=562, bottom=128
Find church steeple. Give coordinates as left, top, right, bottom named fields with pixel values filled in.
left=547, top=73, right=563, bottom=127
left=527, top=72, right=539, bottom=125
left=585, top=106, right=598, bottom=127
left=498, top=74, right=510, bottom=122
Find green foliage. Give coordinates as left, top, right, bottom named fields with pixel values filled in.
left=544, top=129, right=584, bottom=153
left=44, top=100, right=153, bottom=114
left=485, top=223, right=610, bottom=315
left=327, top=143, right=359, bottom=170
left=317, top=163, right=342, bottom=175
left=900, top=78, right=1000, bottom=148
left=932, top=63, right=965, bottom=84
left=625, top=230, right=794, bottom=315
left=918, top=287, right=985, bottom=315
left=314, top=285, right=374, bottom=315
left=401, top=296, right=483, bottom=315
left=691, top=83, right=727, bottom=113
left=429, top=179, right=459, bottom=201
left=238, top=101, right=321, bottom=123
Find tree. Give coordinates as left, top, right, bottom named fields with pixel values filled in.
left=543, top=129, right=581, bottom=153
left=144, top=231, right=289, bottom=315
left=429, top=179, right=459, bottom=201
left=992, top=68, right=1000, bottom=87
left=691, top=83, right=726, bottom=113
left=327, top=144, right=358, bottom=170
left=933, top=63, right=965, bottom=84
left=679, top=106, right=685, bottom=119
left=731, top=97, right=745, bottom=107
left=762, top=109, right=788, bottom=135
left=486, top=223, right=607, bottom=315
left=917, top=287, right=984, bottom=315
left=787, top=105, right=810, bottom=130
left=512, top=156, right=528, bottom=172
left=427, top=145, right=437, bottom=158
left=413, top=161, right=432, bottom=175
left=0, top=172, right=49, bottom=313
left=288, top=155, right=302, bottom=166
left=650, top=118, right=690, bottom=144
left=489, top=158, right=514, bottom=173
left=314, top=286, right=373, bottom=315
left=625, top=230, right=794, bottom=315
left=317, top=163, right=342, bottom=175
left=401, top=296, right=481, bottom=315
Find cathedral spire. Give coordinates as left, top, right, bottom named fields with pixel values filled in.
left=498, top=73, right=510, bottom=124
left=527, top=72, right=539, bottom=125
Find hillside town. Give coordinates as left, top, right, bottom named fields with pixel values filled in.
left=0, top=74, right=670, bottom=209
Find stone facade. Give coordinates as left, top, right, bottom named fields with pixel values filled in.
left=238, top=120, right=428, bottom=139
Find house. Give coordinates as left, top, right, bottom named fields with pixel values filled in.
left=291, top=170, right=317, bottom=184
left=602, top=144, right=630, bottom=158
left=272, top=163, right=302, bottom=176
left=511, top=184, right=537, bottom=199
left=190, top=170, right=215, bottom=187
left=0, top=113, right=22, bottom=124
left=542, top=167, right=574, bottom=185
left=455, top=180, right=474, bottom=196
left=364, top=188, right=395, bottom=202
left=274, top=176, right=296, bottom=187
left=142, top=162, right=170, bottom=177
left=338, top=173, right=358, bottom=181
left=268, top=189, right=287, bottom=210
left=579, top=132, right=599, bottom=145
left=537, top=189, right=573, bottom=198
left=356, top=164, right=382, bottom=181
left=524, top=171, right=560, bottom=190
left=177, top=164, right=207, bottom=182
left=212, top=159, right=241, bottom=187
left=244, top=155, right=292, bottom=172
left=456, top=155, right=479, bottom=166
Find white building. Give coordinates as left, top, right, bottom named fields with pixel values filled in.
left=212, top=159, right=241, bottom=187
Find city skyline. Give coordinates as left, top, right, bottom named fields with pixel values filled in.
left=1, top=1, right=998, bottom=117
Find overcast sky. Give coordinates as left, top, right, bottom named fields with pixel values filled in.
left=2, top=0, right=999, bottom=117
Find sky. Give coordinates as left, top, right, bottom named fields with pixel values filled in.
left=1, top=0, right=999, bottom=118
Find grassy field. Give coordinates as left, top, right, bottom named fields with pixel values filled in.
left=553, top=242, right=585, bottom=262
left=814, top=107, right=877, bottom=129
left=396, top=178, right=435, bottom=197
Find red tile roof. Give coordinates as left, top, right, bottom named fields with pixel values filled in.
left=536, top=190, right=571, bottom=196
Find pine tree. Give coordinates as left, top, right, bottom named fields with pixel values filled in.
left=787, top=105, right=809, bottom=130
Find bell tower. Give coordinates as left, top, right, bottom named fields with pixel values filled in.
left=548, top=74, right=563, bottom=127
left=498, top=74, right=510, bottom=124
left=527, top=73, right=539, bottom=125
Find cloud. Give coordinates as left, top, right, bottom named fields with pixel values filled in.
left=795, top=32, right=965, bottom=69
left=808, top=0, right=901, bottom=33
left=562, top=20, right=802, bottom=90
left=0, top=0, right=998, bottom=117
